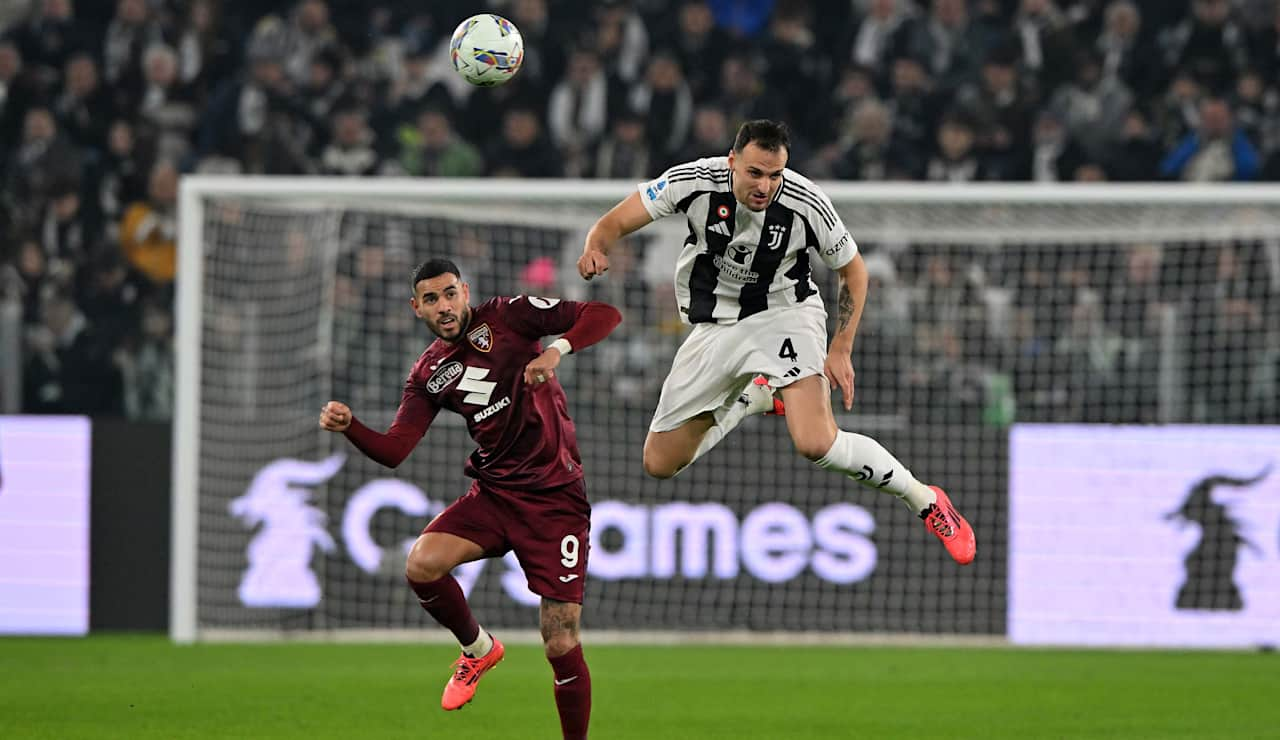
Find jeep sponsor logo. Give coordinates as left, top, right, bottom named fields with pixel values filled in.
left=426, top=361, right=464, bottom=393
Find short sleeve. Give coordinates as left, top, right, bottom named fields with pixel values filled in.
left=503, top=295, right=584, bottom=339
left=636, top=157, right=723, bottom=220
left=807, top=185, right=857, bottom=271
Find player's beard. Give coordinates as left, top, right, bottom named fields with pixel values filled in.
left=430, top=306, right=471, bottom=342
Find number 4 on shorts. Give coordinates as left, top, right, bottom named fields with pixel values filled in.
left=778, top=337, right=798, bottom=361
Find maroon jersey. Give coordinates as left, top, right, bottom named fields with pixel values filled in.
left=392, top=296, right=585, bottom=490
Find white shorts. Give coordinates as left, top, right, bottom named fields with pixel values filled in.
left=649, top=303, right=828, bottom=433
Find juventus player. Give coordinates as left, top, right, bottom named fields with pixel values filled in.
left=320, top=259, right=621, bottom=739
left=577, top=120, right=975, bottom=565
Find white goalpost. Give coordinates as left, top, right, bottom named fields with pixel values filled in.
left=172, top=178, right=1280, bottom=645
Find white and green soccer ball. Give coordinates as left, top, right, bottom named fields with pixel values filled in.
left=449, top=13, right=524, bottom=87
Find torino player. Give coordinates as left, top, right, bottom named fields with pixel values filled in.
left=319, top=258, right=620, bottom=740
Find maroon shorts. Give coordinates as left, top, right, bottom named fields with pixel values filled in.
left=424, top=477, right=590, bottom=603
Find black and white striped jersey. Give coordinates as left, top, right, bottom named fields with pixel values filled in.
left=637, top=156, right=857, bottom=325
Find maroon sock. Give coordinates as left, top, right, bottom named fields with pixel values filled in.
left=548, top=644, right=591, bottom=740
left=406, top=575, right=480, bottom=647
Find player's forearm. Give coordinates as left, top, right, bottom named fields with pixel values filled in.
left=831, top=255, right=868, bottom=354
left=585, top=192, right=652, bottom=256
left=560, top=302, right=623, bottom=353
left=343, top=418, right=418, bottom=468
left=584, top=217, right=624, bottom=256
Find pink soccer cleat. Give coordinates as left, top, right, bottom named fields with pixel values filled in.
left=441, top=635, right=505, bottom=710
left=921, top=486, right=976, bottom=565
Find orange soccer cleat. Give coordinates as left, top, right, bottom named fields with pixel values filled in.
left=921, top=486, right=976, bottom=565
left=441, top=635, right=506, bottom=711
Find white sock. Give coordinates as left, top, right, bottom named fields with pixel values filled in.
left=462, top=629, right=493, bottom=658
left=688, top=379, right=772, bottom=466
left=815, top=430, right=937, bottom=514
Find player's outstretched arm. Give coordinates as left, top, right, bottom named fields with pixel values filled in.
left=825, top=252, right=868, bottom=411
left=579, top=191, right=653, bottom=280
left=318, top=390, right=435, bottom=469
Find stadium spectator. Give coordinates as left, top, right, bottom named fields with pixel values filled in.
left=22, top=287, right=122, bottom=415
left=318, top=107, right=383, bottom=176
left=38, top=177, right=99, bottom=270
left=1160, top=97, right=1260, bottom=181
left=76, top=247, right=141, bottom=352
left=0, top=40, right=36, bottom=155
left=9, top=0, right=89, bottom=93
left=629, top=51, right=693, bottom=161
left=396, top=107, right=483, bottom=177
left=4, top=237, right=54, bottom=324
left=925, top=113, right=988, bottom=181
left=4, top=107, right=81, bottom=235
left=885, top=54, right=942, bottom=177
left=954, top=43, right=1037, bottom=180
left=848, top=0, right=913, bottom=79
left=1105, top=109, right=1163, bottom=180
left=115, top=296, right=174, bottom=421
left=672, top=103, right=731, bottom=163
left=486, top=106, right=562, bottom=178
left=53, top=52, right=111, bottom=153
left=547, top=47, right=610, bottom=176
left=827, top=98, right=916, bottom=180
left=669, top=1, right=732, bottom=99
left=118, top=159, right=178, bottom=288
left=592, top=107, right=651, bottom=179
left=1045, top=48, right=1133, bottom=163
left=1159, top=0, right=1249, bottom=94
left=103, top=0, right=165, bottom=91
left=1103, top=243, right=1166, bottom=421
left=133, top=43, right=199, bottom=167
left=91, top=119, right=148, bottom=233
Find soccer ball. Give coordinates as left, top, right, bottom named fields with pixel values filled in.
left=449, top=14, right=524, bottom=87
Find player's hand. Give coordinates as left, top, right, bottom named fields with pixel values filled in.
left=524, top=348, right=562, bottom=386
left=824, top=354, right=856, bottom=411
left=319, top=401, right=352, bottom=432
left=577, top=247, right=609, bottom=281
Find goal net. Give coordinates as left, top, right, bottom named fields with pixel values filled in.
left=173, top=180, right=1280, bottom=646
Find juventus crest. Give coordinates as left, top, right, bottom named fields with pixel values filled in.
left=766, top=223, right=786, bottom=249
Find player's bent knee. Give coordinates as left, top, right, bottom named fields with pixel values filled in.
left=642, top=453, right=680, bottom=479
left=405, top=544, right=452, bottom=583
left=641, top=442, right=684, bottom=479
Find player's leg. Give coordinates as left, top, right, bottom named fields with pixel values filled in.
left=780, top=375, right=977, bottom=565
left=504, top=479, right=592, bottom=739
left=642, top=412, right=715, bottom=478
left=644, top=319, right=783, bottom=478
left=541, top=598, right=590, bottom=740
left=405, top=532, right=490, bottom=650
left=643, top=375, right=782, bottom=478
left=409, top=484, right=508, bottom=710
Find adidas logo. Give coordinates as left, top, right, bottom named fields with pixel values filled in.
left=708, top=221, right=731, bottom=236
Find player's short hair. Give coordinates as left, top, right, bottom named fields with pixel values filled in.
left=733, top=119, right=791, bottom=155
left=411, top=258, right=462, bottom=292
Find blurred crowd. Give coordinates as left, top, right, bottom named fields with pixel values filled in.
left=1, top=0, right=1279, bottom=423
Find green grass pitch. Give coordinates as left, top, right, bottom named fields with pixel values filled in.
left=2, top=635, right=1277, bottom=739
